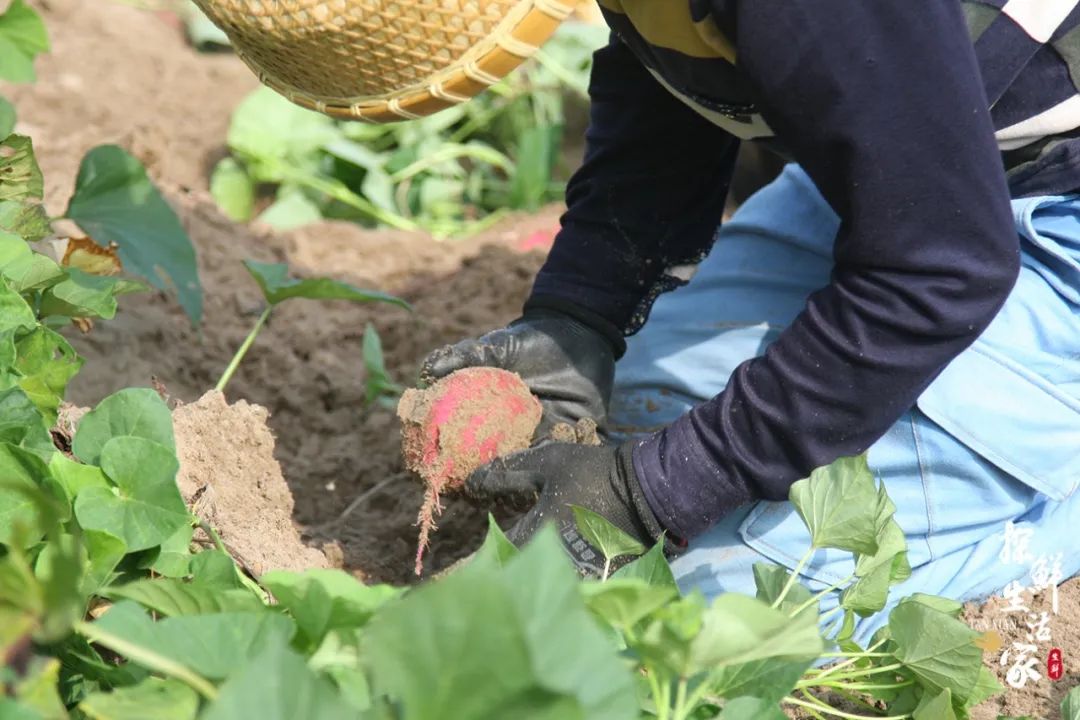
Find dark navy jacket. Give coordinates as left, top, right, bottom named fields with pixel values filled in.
left=526, top=0, right=1080, bottom=540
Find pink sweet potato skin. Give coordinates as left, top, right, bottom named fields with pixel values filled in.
left=397, top=367, right=541, bottom=574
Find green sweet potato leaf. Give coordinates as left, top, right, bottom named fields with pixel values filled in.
left=65, top=145, right=202, bottom=324
left=243, top=259, right=409, bottom=310
left=790, top=454, right=880, bottom=555
left=0, top=0, right=49, bottom=83
left=74, top=437, right=188, bottom=552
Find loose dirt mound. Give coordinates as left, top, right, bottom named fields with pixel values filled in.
left=62, top=188, right=555, bottom=583
left=964, top=582, right=1080, bottom=719
left=173, top=390, right=329, bottom=576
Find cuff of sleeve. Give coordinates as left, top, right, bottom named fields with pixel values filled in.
left=631, top=416, right=756, bottom=542
left=615, top=442, right=685, bottom=553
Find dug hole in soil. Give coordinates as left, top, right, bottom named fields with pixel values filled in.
left=7, top=1, right=1077, bottom=717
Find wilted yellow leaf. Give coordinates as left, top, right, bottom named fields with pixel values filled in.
left=62, top=236, right=121, bottom=276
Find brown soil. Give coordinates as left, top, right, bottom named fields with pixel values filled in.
left=8, top=2, right=1077, bottom=716
left=6, top=0, right=559, bottom=583
left=964, top=581, right=1080, bottom=720
left=64, top=189, right=555, bottom=584
left=3, top=0, right=259, bottom=212
left=172, top=390, right=330, bottom=576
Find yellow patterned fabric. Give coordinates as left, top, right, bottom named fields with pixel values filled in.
left=596, top=0, right=734, bottom=60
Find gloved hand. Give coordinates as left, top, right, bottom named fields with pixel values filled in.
left=466, top=441, right=675, bottom=575
left=420, top=306, right=621, bottom=440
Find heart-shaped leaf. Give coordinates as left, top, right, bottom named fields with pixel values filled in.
left=38, top=268, right=120, bottom=320
left=713, top=656, right=814, bottom=705
left=0, top=200, right=48, bottom=241
left=1, top=245, right=65, bottom=294
left=14, top=327, right=83, bottom=425
left=611, top=540, right=677, bottom=589
left=471, top=513, right=520, bottom=569
left=74, top=436, right=188, bottom=552
left=255, top=189, right=322, bottom=231
left=65, top=145, right=202, bottom=324
left=361, top=526, right=639, bottom=720
left=789, top=454, right=879, bottom=555
left=0, top=275, right=36, bottom=334
left=570, top=504, right=646, bottom=562
left=48, top=453, right=109, bottom=503
left=688, top=594, right=824, bottom=675
left=226, top=88, right=340, bottom=183
left=579, top=577, right=678, bottom=630
left=960, top=666, right=1003, bottom=712
left=82, top=529, right=127, bottom=596
left=261, top=568, right=402, bottom=649
left=149, top=523, right=195, bottom=578
left=72, top=387, right=175, bottom=466
left=889, top=600, right=982, bottom=703
left=753, top=563, right=817, bottom=622
left=912, top=688, right=956, bottom=720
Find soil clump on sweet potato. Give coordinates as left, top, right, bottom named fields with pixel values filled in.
left=398, top=367, right=541, bottom=574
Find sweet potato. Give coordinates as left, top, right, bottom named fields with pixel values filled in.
left=397, top=367, right=541, bottom=575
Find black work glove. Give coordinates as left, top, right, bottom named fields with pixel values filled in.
left=466, top=441, right=677, bottom=576
left=420, top=304, right=623, bottom=440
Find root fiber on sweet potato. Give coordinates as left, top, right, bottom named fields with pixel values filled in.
left=397, top=367, right=541, bottom=574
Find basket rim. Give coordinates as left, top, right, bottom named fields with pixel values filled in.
left=200, top=0, right=580, bottom=122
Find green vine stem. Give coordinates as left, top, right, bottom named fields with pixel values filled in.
left=671, top=678, right=690, bottom=720
left=818, top=652, right=892, bottom=659
left=216, top=306, right=271, bottom=392
left=822, top=680, right=914, bottom=692
left=799, top=663, right=905, bottom=687
left=783, top=694, right=910, bottom=720
left=800, top=638, right=890, bottom=685
left=789, top=574, right=856, bottom=618
left=772, top=547, right=815, bottom=609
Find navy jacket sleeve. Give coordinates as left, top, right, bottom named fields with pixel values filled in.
left=632, top=0, right=1022, bottom=541
left=526, top=33, right=741, bottom=341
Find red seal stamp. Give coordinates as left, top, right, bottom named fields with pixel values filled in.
left=1047, top=648, right=1063, bottom=680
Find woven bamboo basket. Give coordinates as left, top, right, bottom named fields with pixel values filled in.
left=191, top=0, right=584, bottom=123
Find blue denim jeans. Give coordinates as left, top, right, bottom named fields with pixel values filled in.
left=609, top=164, right=1080, bottom=645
